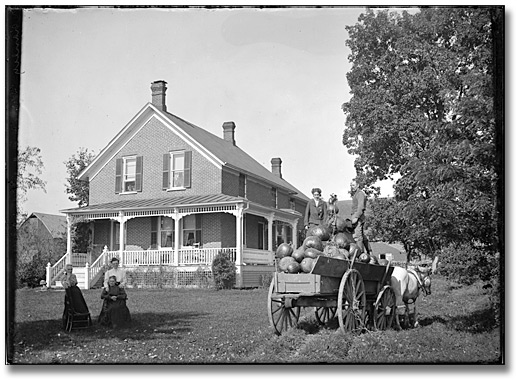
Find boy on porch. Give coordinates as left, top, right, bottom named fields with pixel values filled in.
left=104, top=257, right=127, bottom=289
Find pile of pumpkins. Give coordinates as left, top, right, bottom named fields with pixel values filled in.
left=275, top=224, right=385, bottom=274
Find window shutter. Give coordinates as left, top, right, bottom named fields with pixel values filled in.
left=184, top=151, right=192, bottom=188
left=115, top=158, right=122, bottom=194
left=135, top=156, right=143, bottom=192
left=162, top=153, right=170, bottom=190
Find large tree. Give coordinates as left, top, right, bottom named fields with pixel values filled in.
left=17, top=146, right=46, bottom=223
left=342, top=8, right=501, bottom=261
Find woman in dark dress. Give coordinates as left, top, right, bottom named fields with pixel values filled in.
left=62, top=264, right=90, bottom=313
left=98, top=275, right=131, bottom=328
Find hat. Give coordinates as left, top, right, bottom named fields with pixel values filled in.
left=311, top=188, right=322, bottom=195
left=110, top=257, right=120, bottom=263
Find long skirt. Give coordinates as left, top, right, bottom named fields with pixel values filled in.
left=62, top=286, right=90, bottom=329
left=98, top=299, right=131, bottom=329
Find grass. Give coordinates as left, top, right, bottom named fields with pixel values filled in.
left=9, top=275, right=502, bottom=364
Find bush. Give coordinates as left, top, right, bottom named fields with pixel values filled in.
left=16, top=255, right=47, bottom=288
left=437, top=243, right=497, bottom=285
left=211, top=250, right=236, bottom=290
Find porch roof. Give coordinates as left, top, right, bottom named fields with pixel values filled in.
left=61, top=194, right=245, bottom=214
left=60, top=194, right=301, bottom=222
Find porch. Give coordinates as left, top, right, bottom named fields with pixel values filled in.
left=54, top=194, right=301, bottom=288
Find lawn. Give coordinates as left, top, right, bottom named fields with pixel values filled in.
left=8, top=276, right=502, bottom=364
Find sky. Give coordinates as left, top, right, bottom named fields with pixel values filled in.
left=15, top=5, right=404, bottom=216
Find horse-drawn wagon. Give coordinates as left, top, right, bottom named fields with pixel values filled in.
left=267, top=254, right=396, bottom=335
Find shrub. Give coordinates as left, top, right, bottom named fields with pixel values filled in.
left=437, top=243, right=497, bottom=285
left=16, top=255, right=47, bottom=288
left=211, top=250, right=236, bottom=290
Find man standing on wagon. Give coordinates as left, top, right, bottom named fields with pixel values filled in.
left=350, top=179, right=373, bottom=255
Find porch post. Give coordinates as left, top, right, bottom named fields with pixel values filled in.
left=119, top=211, right=125, bottom=265
left=267, top=213, right=274, bottom=252
left=173, top=210, right=181, bottom=266
left=66, top=214, right=72, bottom=264
left=292, top=219, right=298, bottom=246
left=235, top=204, right=245, bottom=288
left=235, top=204, right=244, bottom=265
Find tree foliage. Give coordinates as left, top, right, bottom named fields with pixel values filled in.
left=17, top=146, right=46, bottom=222
left=64, top=147, right=95, bottom=207
left=342, top=8, right=501, bottom=277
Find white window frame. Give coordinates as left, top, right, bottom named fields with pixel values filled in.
left=169, top=151, right=185, bottom=190
left=122, top=156, right=137, bottom=193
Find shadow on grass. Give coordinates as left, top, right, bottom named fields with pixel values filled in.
left=13, top=310, right=210, bottom=351
left=420, top=306, right=496, bottom=333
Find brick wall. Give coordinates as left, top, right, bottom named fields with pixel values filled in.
left=89, top=117, right=222, bottom=205
left=126, top=217, right=150, bottom=249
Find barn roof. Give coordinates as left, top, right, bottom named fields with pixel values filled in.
left=23, top=212, right=67, bottom=239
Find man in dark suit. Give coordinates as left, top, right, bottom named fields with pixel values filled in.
left=303, top=188, right=327, bottom=237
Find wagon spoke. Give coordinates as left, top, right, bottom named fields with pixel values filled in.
left=337, top=269, right=366, bottom=333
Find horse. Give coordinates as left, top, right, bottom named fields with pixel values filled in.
left=390, top=257, right=438, bottom=329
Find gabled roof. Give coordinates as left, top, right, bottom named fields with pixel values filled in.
left=78, top=103, right=308, bottom=203
left=161, top=111, right=308, bottom=201
left=22, top=212, right=67, bottom=239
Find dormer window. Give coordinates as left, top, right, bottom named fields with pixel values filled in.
left=163, top=150, right=192, bottom=190
left=115, top=156, right=143, bottom=194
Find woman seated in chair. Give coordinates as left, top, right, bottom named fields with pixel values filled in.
left=62, top=263, right=90, bottom=315
left=98, top=275, right=131, bottom=329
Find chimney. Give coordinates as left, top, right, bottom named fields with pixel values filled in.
left=151, top=80, right=167, bottom=111
left=271, top=157, right=282, bottom=178
left=222, top=121, right=236, bottom=145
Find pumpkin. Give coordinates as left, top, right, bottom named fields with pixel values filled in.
left=308, top=225, right=330, bottom=242
left=322, top=244, right=340, bottom=257
left=300, top=257, right=315, bottom=273
left=286, top=261, right=301, bottom=273
left=291, top=246, right=306, bottom=263
left=303, top=236, right=323, bottom=251
left=332, top=252, right=347, bottom=260
left=278, top=256, right=296, bottom=272
left=276, top=242, right=293, bottom=258
left=333, top=232, right=353, bottom=249
left=304, top=247, right=322, bottom=259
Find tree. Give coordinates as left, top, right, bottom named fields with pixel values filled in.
left=64, top=147, right=95, bottom=207
left=64, top=148, right=96, bottom=254
left=342, top=8, right=501, bottom=275
left=17, top=146, right=46, bottom=223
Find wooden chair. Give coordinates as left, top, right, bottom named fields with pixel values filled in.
left=63, top=288, right=92, bottom=332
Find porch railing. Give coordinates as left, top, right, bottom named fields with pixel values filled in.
left=112, top=247, right=238, bottom=267
left=49, top=245, right=275, bottom=288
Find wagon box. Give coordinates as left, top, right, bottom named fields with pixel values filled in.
left=274, top=272, right=340, bottom=294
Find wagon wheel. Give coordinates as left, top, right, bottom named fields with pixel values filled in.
left=267, top=278, right=301, bottom=335
left=314, top=306, right=337, bottom=325
left=373, top=285, right=396, bottom=331
left=337, top=269, right=366, bottom=333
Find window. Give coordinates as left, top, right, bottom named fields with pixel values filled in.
left=271, top=187, right=278, bottom=208
left=183, top=215, right=202, bottom=246
left=163, top=151, right=192, bottom=190
left=289, top=198, right=295, bottom=211
left=123, top=156, right=136, bottom=192
left=150, top=216, right=158, bottom=249
left=115, top=156, right=143, bottom=193
left=160, top=217, right=174, bottom=249
left=239, top=173, right=246, bottom=198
